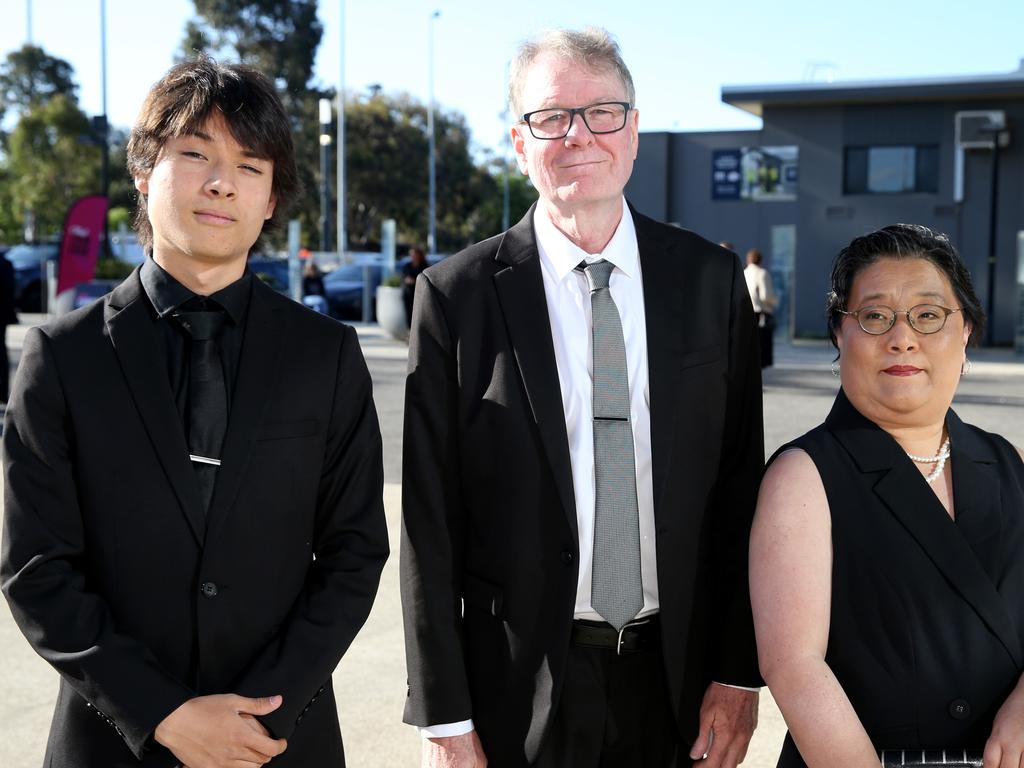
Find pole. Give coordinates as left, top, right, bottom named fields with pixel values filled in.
left=337, top=0, right=346, bottom=262
left=985, top=137, right=1001, bottom=346
left=319, top=98, right=333, bottom=253
left=26, top=0, right=32, bottom=42
left=100, top=0, right=110, bottom=257
left=427, top=10, right=440, bottom=255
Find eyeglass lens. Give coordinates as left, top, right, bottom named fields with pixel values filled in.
left=857, top=305, right=949, bottom=334
left=527, top=103, right=628, bottom=138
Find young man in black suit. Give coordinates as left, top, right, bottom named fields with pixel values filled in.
left=1, top=57, right=389, bottom=768
left=401, top=28, right=764, bottom=768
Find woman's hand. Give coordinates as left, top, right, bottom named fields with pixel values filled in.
left=985, top=678, right=1024, bottom=768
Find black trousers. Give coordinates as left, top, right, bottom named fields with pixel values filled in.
left=534, top=634, right=680, bottom=768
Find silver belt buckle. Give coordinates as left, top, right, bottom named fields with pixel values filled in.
left=616, top=625, right=626, bottom=655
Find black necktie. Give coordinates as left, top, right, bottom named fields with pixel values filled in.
left=172, top=301, right=228, bottom=514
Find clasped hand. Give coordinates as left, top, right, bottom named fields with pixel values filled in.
left=155, top=693, right=288, bottom=768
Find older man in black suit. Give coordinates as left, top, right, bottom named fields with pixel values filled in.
left=1, top=57, right=388, bottom=768
left=401, top=27, right=764, bottom=768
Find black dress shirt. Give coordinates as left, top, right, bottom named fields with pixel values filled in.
left=139, top=257, right=251, bottom=435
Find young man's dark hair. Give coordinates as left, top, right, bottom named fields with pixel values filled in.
left=127, top=55, right=300, bottom=252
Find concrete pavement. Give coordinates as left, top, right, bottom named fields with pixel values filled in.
left=1, top=319, right=1022, bottom=767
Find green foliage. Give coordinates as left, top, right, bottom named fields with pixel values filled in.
left=6, top=94, right=101, bottom=241
left=381, top=272, right=403, bottom=288
left=0, top=44, right=78, bottom=121
left=0, top=45, right=100, bottom=244
left=108, top=207, right=131, bottom=231
left=94, top=258, right=134, bottom=280
left=343, top=92, right=532, bottom=252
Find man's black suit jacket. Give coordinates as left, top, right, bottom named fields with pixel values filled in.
left=401, top=205, right=764, bottom=766
left=1, top=269, right=389, bottom=767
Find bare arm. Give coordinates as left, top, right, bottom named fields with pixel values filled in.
left=749, top=449, right=879, bottom=768
left=983, top=447, right=1024, bottom=767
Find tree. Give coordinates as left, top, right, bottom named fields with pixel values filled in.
left=0, top=45, right=78, bottom=122
left=343, top=92, right=529, bottom=252
left=177, top=1, right=520, bottom=253
left=5, top=94, right=101, bottom=241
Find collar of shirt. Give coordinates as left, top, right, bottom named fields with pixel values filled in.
left=533, top=197, right=639, bottom=283
left=140, top=256, right=252, bottom=326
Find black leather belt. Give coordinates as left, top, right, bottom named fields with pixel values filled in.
left=571, top=615, right=659, bottom=655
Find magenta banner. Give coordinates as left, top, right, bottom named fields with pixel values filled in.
left=57, top=195, right=108, bottom=295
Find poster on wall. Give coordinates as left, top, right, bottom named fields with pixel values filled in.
left=712, top=146, right=799, bottom=201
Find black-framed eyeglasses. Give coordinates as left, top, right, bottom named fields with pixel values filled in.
left=839, top=304, right=963, bottom=335
left=520, top=101, right=632, bottom=140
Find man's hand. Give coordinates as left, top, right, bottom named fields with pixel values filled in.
left=689, top=684, right=758, bottom=768
left=154, top=694, right=288, bottom=768
left=422, top=730, right=487, bottom=768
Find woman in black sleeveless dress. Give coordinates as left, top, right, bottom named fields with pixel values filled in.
left=750, top=225, right=1024, bottom=768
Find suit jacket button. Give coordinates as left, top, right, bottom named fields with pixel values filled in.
left=200, top=582, right=218, bottom=598
left=949, top=699, right=971, bottom=720
left=560, top=550, right=573, bottom=565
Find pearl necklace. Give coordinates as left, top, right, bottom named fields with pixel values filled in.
left=905, top=437, right=951, bottom=484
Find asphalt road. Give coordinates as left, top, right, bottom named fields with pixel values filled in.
left=1, top=320, right=1022, bottom=767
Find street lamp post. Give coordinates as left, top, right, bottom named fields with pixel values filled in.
left=337, top=0, right=346, bottom=261
left=319, top=97, right=333, bottom=252
left=427, top=10, right=440, bottom=255
left=99, top=0, right=109, bottom=256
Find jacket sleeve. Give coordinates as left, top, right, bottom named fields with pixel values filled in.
left=709, top=255, right=766, bottom=688
left=399, top=273, right=474, bottom=726
left=231, top=322, right=389, bottom=739
left=1, top=327, right=194, bottom=760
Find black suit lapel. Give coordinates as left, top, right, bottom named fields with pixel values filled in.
left=204, top=278, right=286, bottom=538
left=105, top=271, right=205, bottom=543
left=947, top=410, right=1003, bottom=584
left=634, top=210, right=684, bottom=516
left=829, top=391, right=1022, bottom=667
left=492, top=208, right=577, bottom=539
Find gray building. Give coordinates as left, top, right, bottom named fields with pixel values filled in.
left=626, top=65, right=1024, bottom=345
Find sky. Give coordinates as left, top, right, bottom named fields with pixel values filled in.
left=2, top=0, right=1023, bottom=155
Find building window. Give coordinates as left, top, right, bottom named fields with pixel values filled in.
left=844, top=145, right=938, bottom=194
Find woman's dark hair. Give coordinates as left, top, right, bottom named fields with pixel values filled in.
left=127, top=55, right=300, bottom=252
left=826, top=223, right=985, bottom=348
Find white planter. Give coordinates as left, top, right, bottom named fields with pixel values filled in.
left=375, top=285, right=408, bottom=341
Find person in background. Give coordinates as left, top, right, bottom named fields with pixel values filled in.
left=744, top=248, right=778, bottom=368
left=751, top=224, right=1024, bottom=768
left=401, top=246, right=428, bottom=327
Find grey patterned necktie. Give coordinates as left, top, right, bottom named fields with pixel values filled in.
left=578, top=259, right=643, bottom=631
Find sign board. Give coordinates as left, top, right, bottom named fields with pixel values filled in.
left=712, top=146, right=799, bottom=202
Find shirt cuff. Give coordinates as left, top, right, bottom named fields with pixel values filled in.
left=418, top=719, right=475, bottom=739
left=713, top=681, right=761, bottom=693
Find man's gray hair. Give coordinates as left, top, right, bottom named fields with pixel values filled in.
left=508, top=27, right=636, bottom=118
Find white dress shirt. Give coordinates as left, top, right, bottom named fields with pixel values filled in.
left=421, top=199, right=659, bottom=739
left=533, top=198, right=659, bottom=621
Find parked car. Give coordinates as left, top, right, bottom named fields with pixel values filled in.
left=322, top=262, right=385, bottom=319
left=322, top=254, right=445, bottom=320
left=248, top=255, right=290, bottom=293
left=7, top=242, right=59, bottom=311
left=70, top=279, right=120, bottom=310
